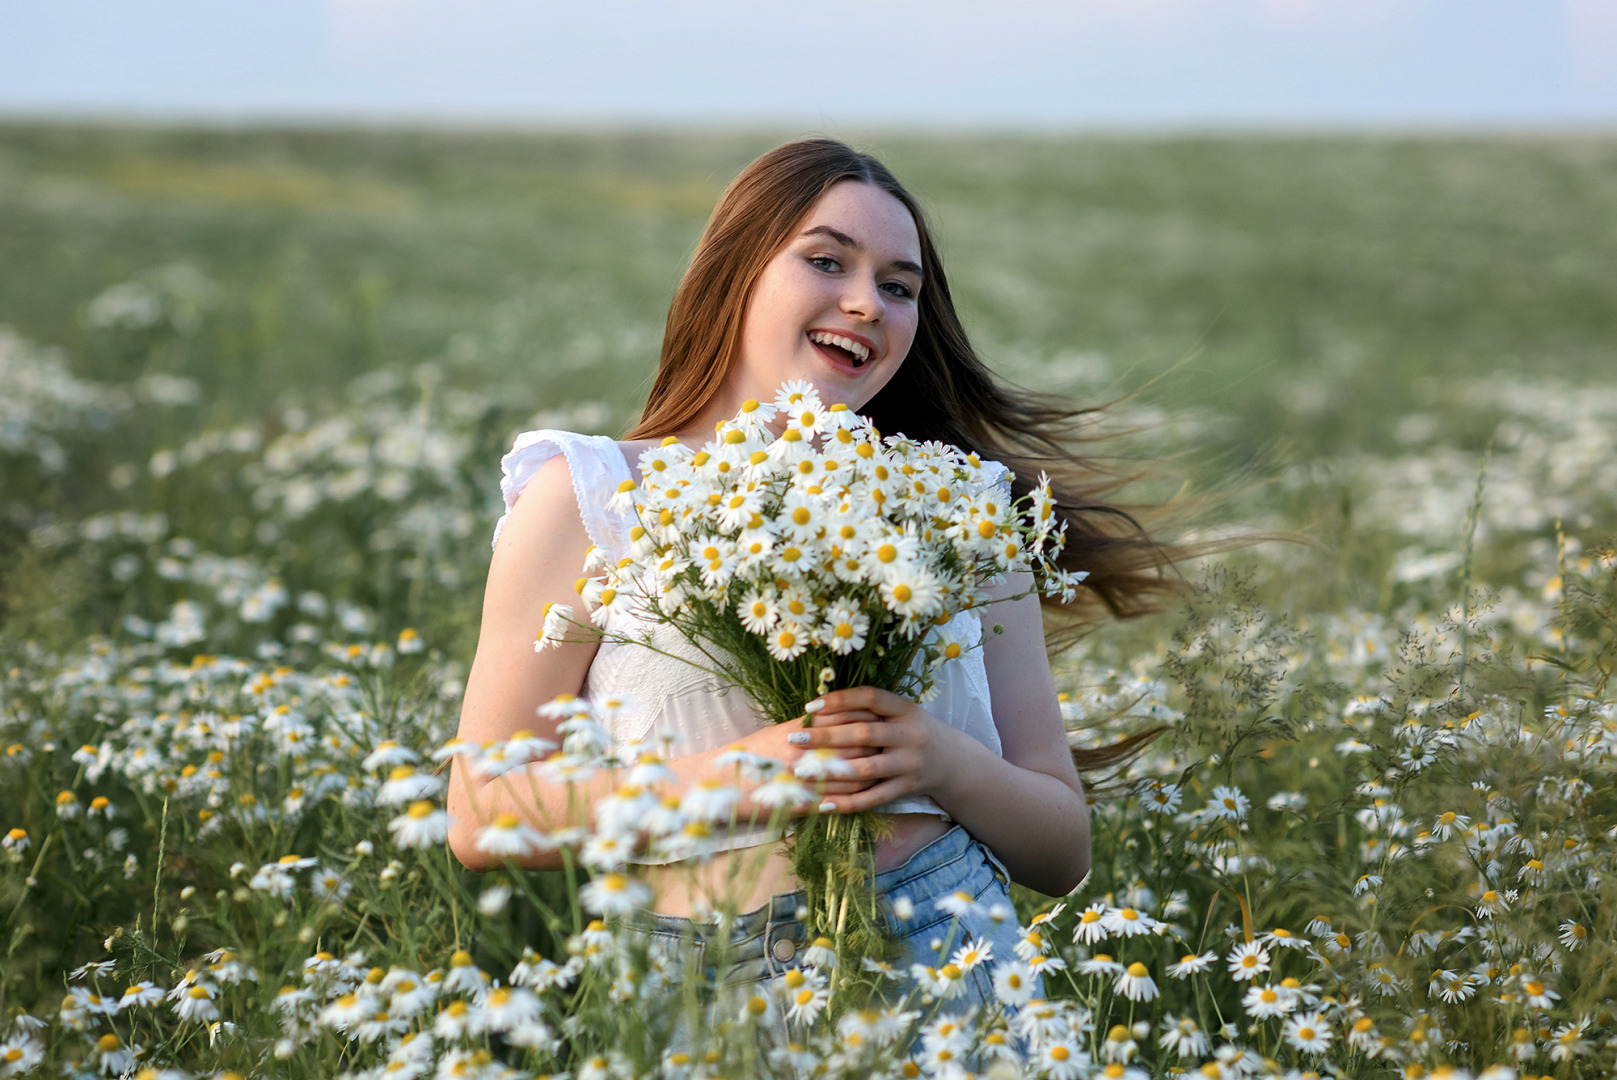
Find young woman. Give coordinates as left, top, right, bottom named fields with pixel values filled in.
left=448, top=138, right=1172, bottom=1010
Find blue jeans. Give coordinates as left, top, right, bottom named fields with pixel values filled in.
left=621, top=825, right=1033, bottom=1044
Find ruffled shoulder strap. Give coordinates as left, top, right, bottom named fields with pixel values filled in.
left=492, top=429, right=634, bottom=559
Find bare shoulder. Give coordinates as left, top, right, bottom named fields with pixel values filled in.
left=492, top=453, right=592, bottom=573
left=461, top=452, right=598, bottom=746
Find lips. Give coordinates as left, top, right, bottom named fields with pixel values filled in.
left=806, top=330, right=877, bottom=373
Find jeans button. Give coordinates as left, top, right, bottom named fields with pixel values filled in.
left=770, top=936, right=797, bottom=963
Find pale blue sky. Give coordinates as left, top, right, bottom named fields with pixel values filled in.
left=3, top=0, right=1615, bottom=127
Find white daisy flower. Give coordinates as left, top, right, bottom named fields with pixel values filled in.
left=310, top=868, right=351, bottom=902
left=820, top=601, right=870, bottom=655
left=441, top=950, right=489, bottom=996
left=772, top=379, right=820, bottom=414
left=798, top=935, right=837, bottom=969
left=751, top=774, right=814, bottom=810
left=779, top=968, right=831, bottom=1025
left=1431, top=809, right=1471, bottom=840
left=580, top=872, right=652, bottom=916
left=777, top=585, right=817, bottom=625
left=471, top=986, right=541, bottom=1035
left=1433, top=969, right=1479, bottom=1003
left=173, top=984, right=220, bottom=1023
left=1097, top=1064, right=1151, bottom=1080
left=1036, top=1039, right=1087, bottom=1080
left=736, top=988, right=780, bottom=1027
left=388, top=801, right=452, bottom=849
left=579, top=833, right=635, bottom=871
left=386, top=975, right=436, bottom=1018
left=376, top=766, right=441, bottom=806
left=1072, top=902, right=1110, bottom=945
left=1101, top=905, right=1157, bottom=937
left=992, top=961, right=1037, bottom=1006
left=861, top=531, right=921, bottom=582
left=1226, top=941, right=1271, bottom=981
left=1115, top=962, right=1159, bottom=1002
left=362, top=740, right=419, bottom=772
left=473, top=814, right=543, bottom=859
left=1260, top=927, right=1308, bottom=950
left=732, top=526, right=774, bottom=568
left=879, top=567, right=940, bottom=619
left=1141, top=781, right=1183, bottom=814
left=713, top=483, right=765, bottom=531
left=582, top=579, right=633, bottom=628
left=119, top=982, right=166, bottom=1009
left=534, top=601, right=574, bottom=652
left=778, top=490, right=824, bottom=543
left=431, top=1000, right=480, bottom=1041
left=934, top=889, right=984, bottom=920
left=679, top=778, right=739, bottom=823
left=1026, top=952, right=1068, bottom=976
left=1159, top=1015, right=1209, bottom=1059
left=1014, top=927, right=1052, bottom=961
left=1242, top=983, right=1293, bottom=1019
left=1282, top=1011, right=1331, bottom=1054
left=1206, top=785, right=1250, bottom=821
left=949, top=939, right=992, bottom=971
left=909, top=962, right=969, bottom=1001
left=792, top=748, right=855, bottom=781
left=765, top=622, right=808, bottom=661
left=1078, top=953, right=1124, bottom=977
left=1521, top=974, right=1560, bottom=1009
left=0, top=1035, right=45, bottom=1075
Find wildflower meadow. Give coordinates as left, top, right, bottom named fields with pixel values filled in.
left=2, top=126, right=1616, bottom=1079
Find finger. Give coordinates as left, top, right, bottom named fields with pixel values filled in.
left=819, top=777, right=915, bottom=814
left=808, top=687, right=913, bottom=718
left=795, top=708, right=881, bottom=727
left=836, top=750, right=913, bottom=782
left=806, top=723, right=911, bottom=750
left=812, top=779, right=871, bottom=796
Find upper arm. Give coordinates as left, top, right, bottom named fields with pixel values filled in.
left=455, top=454, right=601, bottom=765
left=979, top=571, right=1082, bottom=792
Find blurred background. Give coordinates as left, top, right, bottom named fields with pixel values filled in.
left=2, top=0, right=1615, bottom=655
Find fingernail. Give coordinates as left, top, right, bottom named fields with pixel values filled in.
left=818, top=800, right=837, bottom=813
left=804, top=699, right=825, bottom=714
left=787, top=732, right=810, bottom=745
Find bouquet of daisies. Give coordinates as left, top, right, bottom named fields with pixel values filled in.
left=538, top=380, right=1082, bottom=975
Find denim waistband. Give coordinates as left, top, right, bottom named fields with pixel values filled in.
left=619, top=825, right=1008, bottom=971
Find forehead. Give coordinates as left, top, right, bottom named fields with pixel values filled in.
left=796, top=181, right=921, bottom=259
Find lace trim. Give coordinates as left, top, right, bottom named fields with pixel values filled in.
left=492, top=429, right=633, bottom=556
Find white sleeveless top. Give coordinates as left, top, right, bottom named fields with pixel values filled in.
left=492, top=429, right=1005, bottom=860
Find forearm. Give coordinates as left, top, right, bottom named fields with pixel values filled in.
left=445, top=743, right=792, bottom=873
left=931, top=726, right=1091, bottom=897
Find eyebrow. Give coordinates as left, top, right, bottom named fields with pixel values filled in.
left=799, top=225, right=923, bottom=277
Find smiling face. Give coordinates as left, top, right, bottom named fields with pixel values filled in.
left=721, top=180, right=924, bottom=420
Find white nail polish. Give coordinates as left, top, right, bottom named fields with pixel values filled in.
left=818, top=800, right=837, bottom=813
left=804, top=699, right=825, bottom=714
left=787, top=732, right=810, bottom=745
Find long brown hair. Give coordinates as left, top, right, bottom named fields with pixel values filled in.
left=628, top=138, right=1196, bottom=774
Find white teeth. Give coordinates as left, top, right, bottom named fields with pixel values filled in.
left=809, top=331, right=871, bottom=362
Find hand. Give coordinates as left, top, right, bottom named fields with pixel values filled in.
left=719, top=707, right=880, bottom=809
left=788, top=687, right=962, bottom=813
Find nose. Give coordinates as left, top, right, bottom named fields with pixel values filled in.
left=839, top=273, right=886, bottom=323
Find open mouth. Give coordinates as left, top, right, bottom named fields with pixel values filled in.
left=807, top=331, right=872, bottom=370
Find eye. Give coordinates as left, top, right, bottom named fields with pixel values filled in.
left=881, top=281, right=915, bottom=299
left=808, top=255, right=840, bottom=272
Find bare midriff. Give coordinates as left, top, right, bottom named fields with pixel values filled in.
left=638, top=812, right=951, bottom=917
